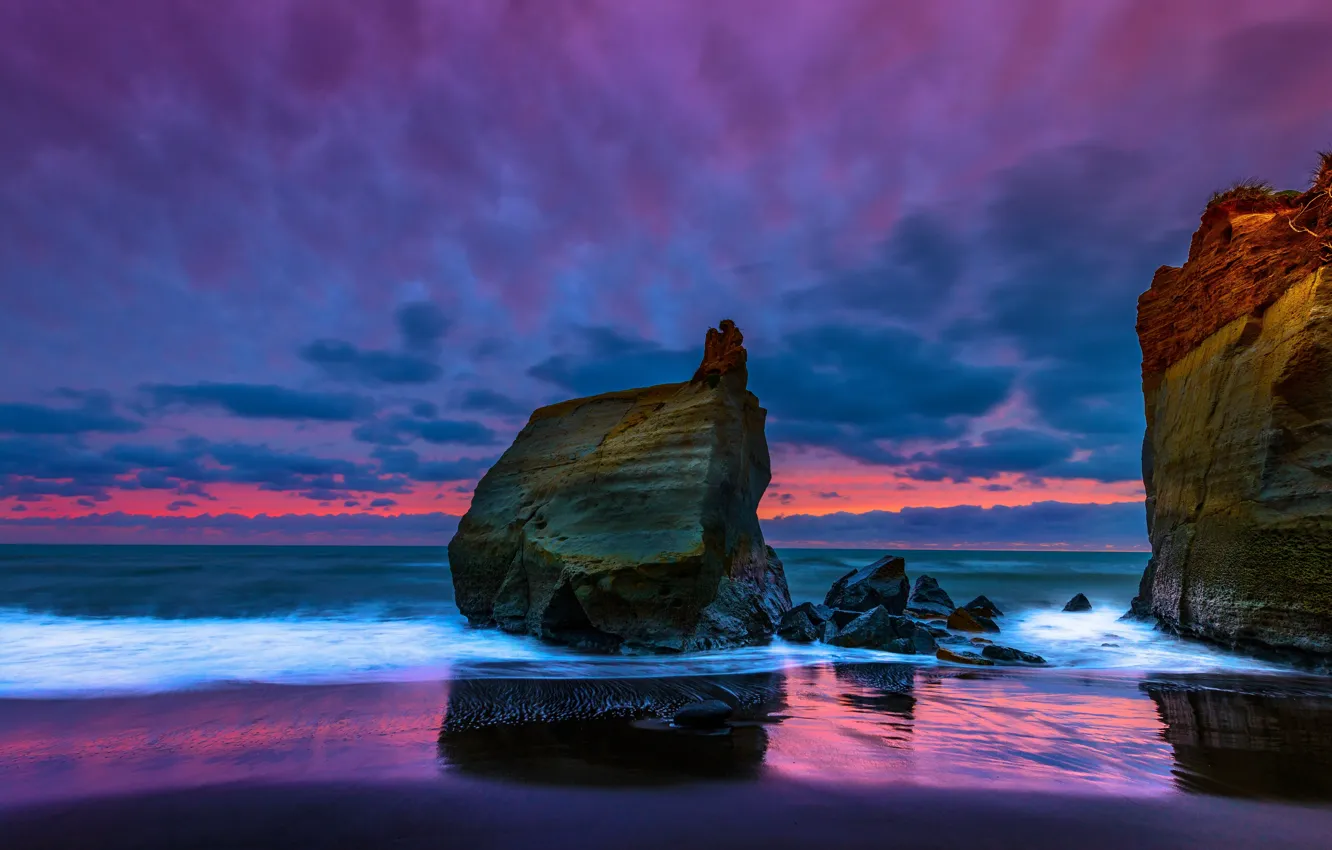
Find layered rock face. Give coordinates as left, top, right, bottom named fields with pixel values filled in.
left=1132, top=160, right=1332, bottom=656
left=448, top=320, right=791, bottom=652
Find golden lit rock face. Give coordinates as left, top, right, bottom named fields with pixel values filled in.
left=1134, top=173, right=1332, bottom=656
left=447, top=320, right=791, bottom=652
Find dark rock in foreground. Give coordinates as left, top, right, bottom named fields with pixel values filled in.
left=981, top=645, right=1046, bottom=664
left=824, top=555, right=910, bottom=614
left=947, top=607, right=1000, bottom=633
left=1063, top=593, right=1093, bottom=613
left=936, top=647, right=994, bottom=666
left=964, top=595, right=1004, bottom=618
left=673, top=700, right=734, bottom=728
left=827, top=607, right=937, bottom=655
left=906, top=575, right=955, bottom=618
left=776, top=602, right=833, bottom=643
left=447, top=320, right=791, bottom=652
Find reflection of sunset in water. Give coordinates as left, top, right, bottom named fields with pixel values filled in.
left=0, top=683, right=450, bottom=807
left=5, top=667, right=1330, bottom=809
left=766, top=666, right=1173, bottom=793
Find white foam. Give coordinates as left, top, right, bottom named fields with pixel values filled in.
left=0, top=600, right=1293, bottom=698
left=1001, top=602, right=1289, bottom=673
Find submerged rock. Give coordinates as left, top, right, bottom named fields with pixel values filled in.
left=447, top=319, right=791, bottom=652
left=981, top=645, right=1046, bottom=665
left=673, top=700, right=734, bottom=728
left=963, top=595, right=1004, bottom=618
left=936, top=647, right=994, bottom=666
left=824, top=555, right=910, bottom=614
left=947, top=607, right=1000, bottom=633
left=1133, top=157, right=1332, bottom=656
left=1063, top=593, right=1093, bottom=613
left=906, top=575, right=955, bottom=618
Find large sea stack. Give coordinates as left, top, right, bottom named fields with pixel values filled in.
left=448, top=320, right=791, bottom=652
left=1132, top=155, right=1332, bottom=656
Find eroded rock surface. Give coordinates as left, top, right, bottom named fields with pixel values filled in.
left=447, top=320, right=791, bottom=652
left=1132, top=158, right=1332, bottom=656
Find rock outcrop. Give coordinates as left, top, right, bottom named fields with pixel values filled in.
left=824, top=555, right=910, bottom=614
left=447, top=319, right=791, bottom=652
left=1132, top=155, right=1332, bottom=656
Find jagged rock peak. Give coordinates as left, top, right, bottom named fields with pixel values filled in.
left=692, top=318, right=747, bottom=383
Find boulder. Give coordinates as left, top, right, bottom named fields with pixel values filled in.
left=1133, top=160, right=1332, bottom=656
left=777, top=600, right=835, bottom=642
left=790, top=601, right=835, bottom=625
left=827, top=606, right=937, bottom=654
left=936, top=647, right=994, bottom=666
left=1063, top=593, right=1093, bottom=613
left=824, top=555, right=910, bottom=614
left=829, top=609, right=863, bottom=629
left=673, top=700, right=733, bottom=728
left=947, top=607, right=1001, bottom=633
left=963, top=595, right=1004, bottom=618
left=906, top=575, right=955, bottom=618
left=776, top=609, right=821, bottom=643
left=981, top=645, right=1047, bottom=664
left=447, top=319, right=792, bottom=652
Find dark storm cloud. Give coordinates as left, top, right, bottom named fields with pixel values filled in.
left=529, top=323, right=1015, bottom=465
left=352, top=415, right=496, bottom=447
left=300, top=340, right=442, bottom=385
left=142, top=383, right=374, bottom=421
left=368, top=446, right=493, bottom=483
left=0, top=399, right=142, bottom=435
left=459, top=389, right=529, bottom=417
left=786, top=211, right=966, bottom=323
left=528, top=328, right=698, bottom=397
left=396, top=301, right=451, bottom=351
left=765, top=501, right=1147, bottom=549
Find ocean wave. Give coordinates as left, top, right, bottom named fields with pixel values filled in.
left=0, top=602, right=1294, bottom=699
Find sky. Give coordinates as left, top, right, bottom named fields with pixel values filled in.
left=2, top=0, right=1331, bottom=548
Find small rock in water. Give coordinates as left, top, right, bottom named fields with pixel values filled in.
left=906, top=575, right=955, bottom=618
left=1101, top=642, right=1120, bottom=648
left=980, top=645, right=1046, bottom=664
left=963, top=595, right=1004, bottom=618
left=936, top=647, right=994, bottom=666
left=824, top=555, right=911, bottom=614
left=947, top=607, right=1001, bottom=633
left=673, top=700, right=733, bottom=728
left=1063, top=593, right=1093, bottom=612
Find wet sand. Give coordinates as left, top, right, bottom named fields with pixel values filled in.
left=3, top=664, right=1332, bottom=847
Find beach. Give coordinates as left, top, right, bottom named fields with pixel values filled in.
left=3, top=545, right=1332, bottom=846
left=4, top=667, right=1332, bottom=848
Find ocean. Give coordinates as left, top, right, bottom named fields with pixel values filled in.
left=0, top=545, right=1290, bottom=697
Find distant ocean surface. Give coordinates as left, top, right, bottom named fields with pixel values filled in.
left=0, top=545, right=1291, bottom=697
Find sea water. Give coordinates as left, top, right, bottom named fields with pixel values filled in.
left=0, top=545, right=1293, bottom=697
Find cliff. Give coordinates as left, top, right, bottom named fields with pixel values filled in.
left=1132, top=155, right=1332, bottom=656
left=448, top=319, right=791, bottom=652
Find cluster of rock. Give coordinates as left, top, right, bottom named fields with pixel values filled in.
left=775, top=554, right=1052, bottom=667
left=1132, top=154, right=1332, bottom=658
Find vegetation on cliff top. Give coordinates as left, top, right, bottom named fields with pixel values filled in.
left=1204, top=150, right=1332, bottom=214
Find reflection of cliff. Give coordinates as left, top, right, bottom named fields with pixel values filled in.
left=437, top=674, right=786, bottom=785
left=1146, top=679, right=1332, bottom=801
